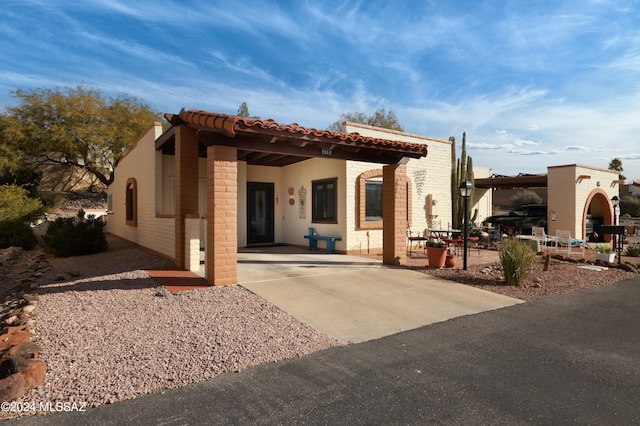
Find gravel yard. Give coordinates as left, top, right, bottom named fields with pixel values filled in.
left=1, top=234, right=638, bottom=420
left=0, top=237, right=340, bottom=420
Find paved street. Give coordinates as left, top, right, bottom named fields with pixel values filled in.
left=11, top=276, right=640, bottom=425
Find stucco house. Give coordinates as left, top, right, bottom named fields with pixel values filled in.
left=106, top=109, right=492, bottom=285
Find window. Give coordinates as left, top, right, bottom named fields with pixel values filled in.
left=125, top=178, right=137, bottom=226
left=312, top=178, right=337, bottom=223
left=365, top=178, right=383, bottom=221
left=356, top=169, right=412, bottom=229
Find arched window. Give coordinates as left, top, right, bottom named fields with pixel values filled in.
left=357, top=169, right=411, bottom=229
left=126, top=178, right=137, bottom=226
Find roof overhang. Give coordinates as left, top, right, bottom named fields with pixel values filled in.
left=155, top=110, right=428, bottom=167
left=475, top=174, right=548, bottom=189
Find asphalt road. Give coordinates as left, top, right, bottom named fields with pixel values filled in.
left=9, top=277, right=640, bottom=425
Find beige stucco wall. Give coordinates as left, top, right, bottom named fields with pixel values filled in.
left=280, top=158, right=347, bottom=250
left=547, top=164, right=619, bottom=240
left=106, top=123, right=175, bottom=260
left=472, top=166, right=493, bottom=225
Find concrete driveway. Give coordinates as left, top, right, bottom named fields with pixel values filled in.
left=238, top=246, right=523, bottom=343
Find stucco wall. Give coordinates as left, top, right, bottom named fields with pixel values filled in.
left=547, top=164, right=619, bottom=240
left=280, top=158, right=347, bottom=250
left=106, top=123, right=175, bottom=260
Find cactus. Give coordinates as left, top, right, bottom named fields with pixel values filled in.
left=451, top=132, right=477, bottom=228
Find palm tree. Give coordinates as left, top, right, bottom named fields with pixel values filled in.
left=608, top=158, right=626, bottom=181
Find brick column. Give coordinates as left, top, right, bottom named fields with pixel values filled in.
left=206, top=145, right=238, bottom=286
left=382, top=163, right=407, bottom=266
left=174, top=126, right=199, bottom=270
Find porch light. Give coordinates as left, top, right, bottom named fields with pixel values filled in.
left=459, top=180, right=473, bottom=270
left=611, top=195, right=621, bottom=265
left=459, top=181, right=473, bottom=198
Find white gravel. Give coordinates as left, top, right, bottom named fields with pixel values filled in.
left=3, top=237, right=340, bottom=419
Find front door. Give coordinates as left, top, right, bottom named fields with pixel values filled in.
left=247, top=182, right=274, bottom=245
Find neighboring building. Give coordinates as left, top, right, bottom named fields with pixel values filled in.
left=476, top=165, right=622, bottom=241
left=106, top=110, right=491, bottom=285
left=621, top=182, right=640, bottom=198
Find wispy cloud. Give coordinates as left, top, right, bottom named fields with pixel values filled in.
left=2, top=0, right=640, bottom=179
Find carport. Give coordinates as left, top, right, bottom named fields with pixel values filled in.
left=155, top=110, right=428, bottom=285
left=476, top=165, right=621, bottom=241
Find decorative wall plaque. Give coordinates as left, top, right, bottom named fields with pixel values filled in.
left=299, top=186, right=307, bottom=218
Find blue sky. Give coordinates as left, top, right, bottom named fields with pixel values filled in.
left=2, top=0, right=640, bottom=180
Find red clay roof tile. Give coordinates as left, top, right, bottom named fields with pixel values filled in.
left=178, top=110, right=428, bottom=156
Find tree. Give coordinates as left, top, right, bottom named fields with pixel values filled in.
left=608, top=157, right=626, bottom=181
left=237, top=102, right=260, bottom=119
left=0, top=86, right=162, bottom=187
left=237, top=102, right=250, bottom=117
left=328, top=108, right=404, bottom=132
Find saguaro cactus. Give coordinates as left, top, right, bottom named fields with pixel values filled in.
left=451, top=132, right=477, bottom=228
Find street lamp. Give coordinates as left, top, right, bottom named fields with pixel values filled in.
left=459, top=181, right=473, bottom=270
left=611, top=195, right=620, bottom=265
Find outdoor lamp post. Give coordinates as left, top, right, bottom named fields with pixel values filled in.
left=459, top=181, right=473, bottom=270
left=611, top=195, right=620, bottom=265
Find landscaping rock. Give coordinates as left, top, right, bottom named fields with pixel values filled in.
left=0, top=373, right=26, bottom=402
left=20, top=359, right=47, bottom=390
left=0, top=329, right=31, bottom=351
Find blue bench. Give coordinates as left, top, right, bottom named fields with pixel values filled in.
left=304, top=235, right=342, bottom=254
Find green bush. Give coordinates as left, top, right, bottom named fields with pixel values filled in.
left=42, top=210, right=107, bottom=257
left=499, top=238, right=536, bottom=286
left=625, top=245, right=640, bottom=257
left=0, top=219, right=37, bottom=250
left=0, top=184, right=46, bottom=223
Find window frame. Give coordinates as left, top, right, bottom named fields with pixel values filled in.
left=312, top=177, right=338, bottom=224
left=125, top=177, right=138, bottom=226
left=357, top=169, right=412, bottom=230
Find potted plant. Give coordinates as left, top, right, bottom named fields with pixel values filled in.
left=426, top=238, right=448, bottom=268
left=596, top=244, right=615, bottom=263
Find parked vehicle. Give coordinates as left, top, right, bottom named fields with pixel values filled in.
left=485, top=204, right=547, bottom=234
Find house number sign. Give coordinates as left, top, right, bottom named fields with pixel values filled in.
left=299, top=186, right=306, bottom=219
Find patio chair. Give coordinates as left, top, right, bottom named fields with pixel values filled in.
left=532, top=226, right=557, bottom=250
left=407, top=228, right=428, bottom=255
left=555, top=229, right=585, bottom=257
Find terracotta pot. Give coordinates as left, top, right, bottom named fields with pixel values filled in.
left=445, top=254, right=456, bottom=268
left=426, top=247, right=447, bottom=268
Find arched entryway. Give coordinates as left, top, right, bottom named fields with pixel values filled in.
left=583, top=189, right=613, bottom=242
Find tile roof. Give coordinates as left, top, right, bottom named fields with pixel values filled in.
left=178, top=109, right=428, bottom=157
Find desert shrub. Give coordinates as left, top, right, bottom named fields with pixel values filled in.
left=625, top=245, right=640, bottom=257
left=597, top=244, right=613, bottom=254
left=0, top=184, right=46, bottom=223
left=42, top=210, right=107, bottom=257
left=0, top=219, right=37, bottom=250
left=499, top=238, right=536, bottom=286
left=510, top=190, right=543, bottom=208
left=620, top=195, right=640, bottom=217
